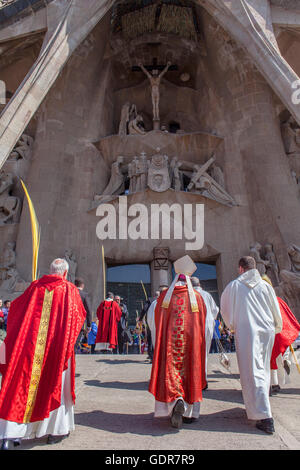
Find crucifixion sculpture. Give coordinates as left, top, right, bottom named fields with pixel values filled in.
left=135, top=58, right=175, bottom=128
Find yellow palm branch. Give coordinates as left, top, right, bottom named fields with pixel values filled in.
left=140, top=280, right=148, bottom=301
left=102, top=245, right=106, bottom=300
left=20, top=179, right=40, bottom=281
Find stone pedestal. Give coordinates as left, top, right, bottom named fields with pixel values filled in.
left=151, top=262, right=172, bottom=295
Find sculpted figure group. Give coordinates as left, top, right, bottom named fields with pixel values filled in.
left=98, top=151, right=236, bottom=207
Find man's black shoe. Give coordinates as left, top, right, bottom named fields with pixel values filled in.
left=203, top=383, right=208, bottom=390
left=170, top=399, right=185, bottom=429
left=1, top=439, right=14, bottom=450
left=271, top=385, right=281, bottom=394
left=47, top=433, right=69, bottom=445
left=256, top=418, right=275, bottom=434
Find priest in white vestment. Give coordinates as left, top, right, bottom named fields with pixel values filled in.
left=191, top=277, right=219, bottom=385
left=220, top=256, right=282, bottom=434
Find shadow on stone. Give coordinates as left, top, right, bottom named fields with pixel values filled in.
left=74, top=407, right=258, bottom=437
left=84, top=379, right=149, bottom=391
left=204, top=388, right=244, bottom=405
left=208, top=372, right=240, bottom=380
left=95, top=359, right=150, bottom=365
left=75, top=410, right=179, bottom=436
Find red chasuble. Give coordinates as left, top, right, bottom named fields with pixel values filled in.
left=271, top=297, right=300, bottom=369
left=149, top=285, right=207, bottom=404
left=95, top=300, right=122, bottom=349
left=0, top=275, right=86, bottom=424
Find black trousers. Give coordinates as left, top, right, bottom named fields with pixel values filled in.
left=113, top=330, right=126, bottom=354
left=146, top=326, right=153, bottom=360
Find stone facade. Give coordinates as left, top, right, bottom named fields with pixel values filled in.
left=0, top=0, right=300, bottom=317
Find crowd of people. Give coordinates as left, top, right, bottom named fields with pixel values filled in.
left=0, top=300, right=10, bottom=330
left=74, top=286, right=234, bottom=358
left=0, top=254, right=299, bottom=450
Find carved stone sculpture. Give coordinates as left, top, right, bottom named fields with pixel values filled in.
left=135, top=153, right=148, bottom=192
left=277, top=269, right=300, bottom=318
left=0, top=242, right=16, bottom=281
left=0, top=241, right=28, bottom=293
left=64, top=249, right=77, bottom=284
left=0, top=172, right=21, bottom=224
left=249, top=242, right=269, bottom=276
left=128, top=114, right=146, bottom=135
left=139, top=61, right=171, bottom=123
left=170, top=157, right=183, bottom=191
left=147, top=150, right=171, bottom=192
left=287, top=244, right=300, bottom=273
left=119, top=103, right=142, bottom=137
left=0, top=268, right=24, bottom=293
left=264, top=243, right=280, bottom=286
left=188, top=158, right=236, bottom=207
left=8, top=134, right=34, bottom=161
left=274, top=243, right=300, bottom=317
left=209, top=163, right=225, bottom=188
left=153, top=247, right=169, bottom=271
left=128, top=159, right=137, bottom=194
left=101, top=156, right=125, bottom=196
left=281, top=117, right=300, bottom=181
left=281, top=117, right=300, bottom=155
left=119, top=103, right=131, bottom=136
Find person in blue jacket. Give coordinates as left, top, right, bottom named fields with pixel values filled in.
left=88, top=320, right=98, bottom=354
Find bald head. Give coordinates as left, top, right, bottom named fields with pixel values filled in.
left=50, top=258, right=69, bottom=276
left=191, top=276, right=200, bottom=287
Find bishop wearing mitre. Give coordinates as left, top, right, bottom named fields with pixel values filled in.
left=148, top=255, right=207, bottom=428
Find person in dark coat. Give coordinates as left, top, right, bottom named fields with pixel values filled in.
left=114, top=295, right=130, bottom=354
left=74, top=278, right=92, bottom=350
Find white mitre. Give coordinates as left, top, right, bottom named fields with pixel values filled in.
left=174, top=255, right=197, bottom=276
left=162, top=255, right=199, bottom=312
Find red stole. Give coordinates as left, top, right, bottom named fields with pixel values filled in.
left=149, top=285, right=207, bottom=404
left=271, top=297, right=300, bottom=369
left=0, top=275, right=86, bottom=423
left=95, top=300, right=122, bottom=349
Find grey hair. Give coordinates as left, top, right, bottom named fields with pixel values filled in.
left=50, top=258, right=69, bottom=275
left=191, top=276, right=200, bottom=287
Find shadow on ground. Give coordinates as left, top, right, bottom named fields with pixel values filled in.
left=95, top=359, right=151, bottom=366
left=208, top=370, right=240, bottom=380
left=84, top=379, right=149, bottom=391
left=74, top=407, right=260, bottom=437
left=204, top=388, right=244, bottom=405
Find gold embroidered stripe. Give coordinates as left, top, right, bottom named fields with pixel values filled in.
left=23, top=289, right=54, bottom=423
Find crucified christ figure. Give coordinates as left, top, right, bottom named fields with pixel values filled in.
left=138, top=61, right=171, bottom=122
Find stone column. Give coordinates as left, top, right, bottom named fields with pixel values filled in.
left=151, top=247, right=172, bottom=295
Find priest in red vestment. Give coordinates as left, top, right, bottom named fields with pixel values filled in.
left=95, top=292, right=122, bottom=351
left=262, top=275, right=300, bottom=391
left=270, top=297, right=300, bottom=391
left=148, top=255, right=207, bottom=429
left=0, top=258, right=86, bottom=450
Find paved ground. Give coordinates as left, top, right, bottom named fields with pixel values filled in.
left=15, top=352, right=300, bottom=451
